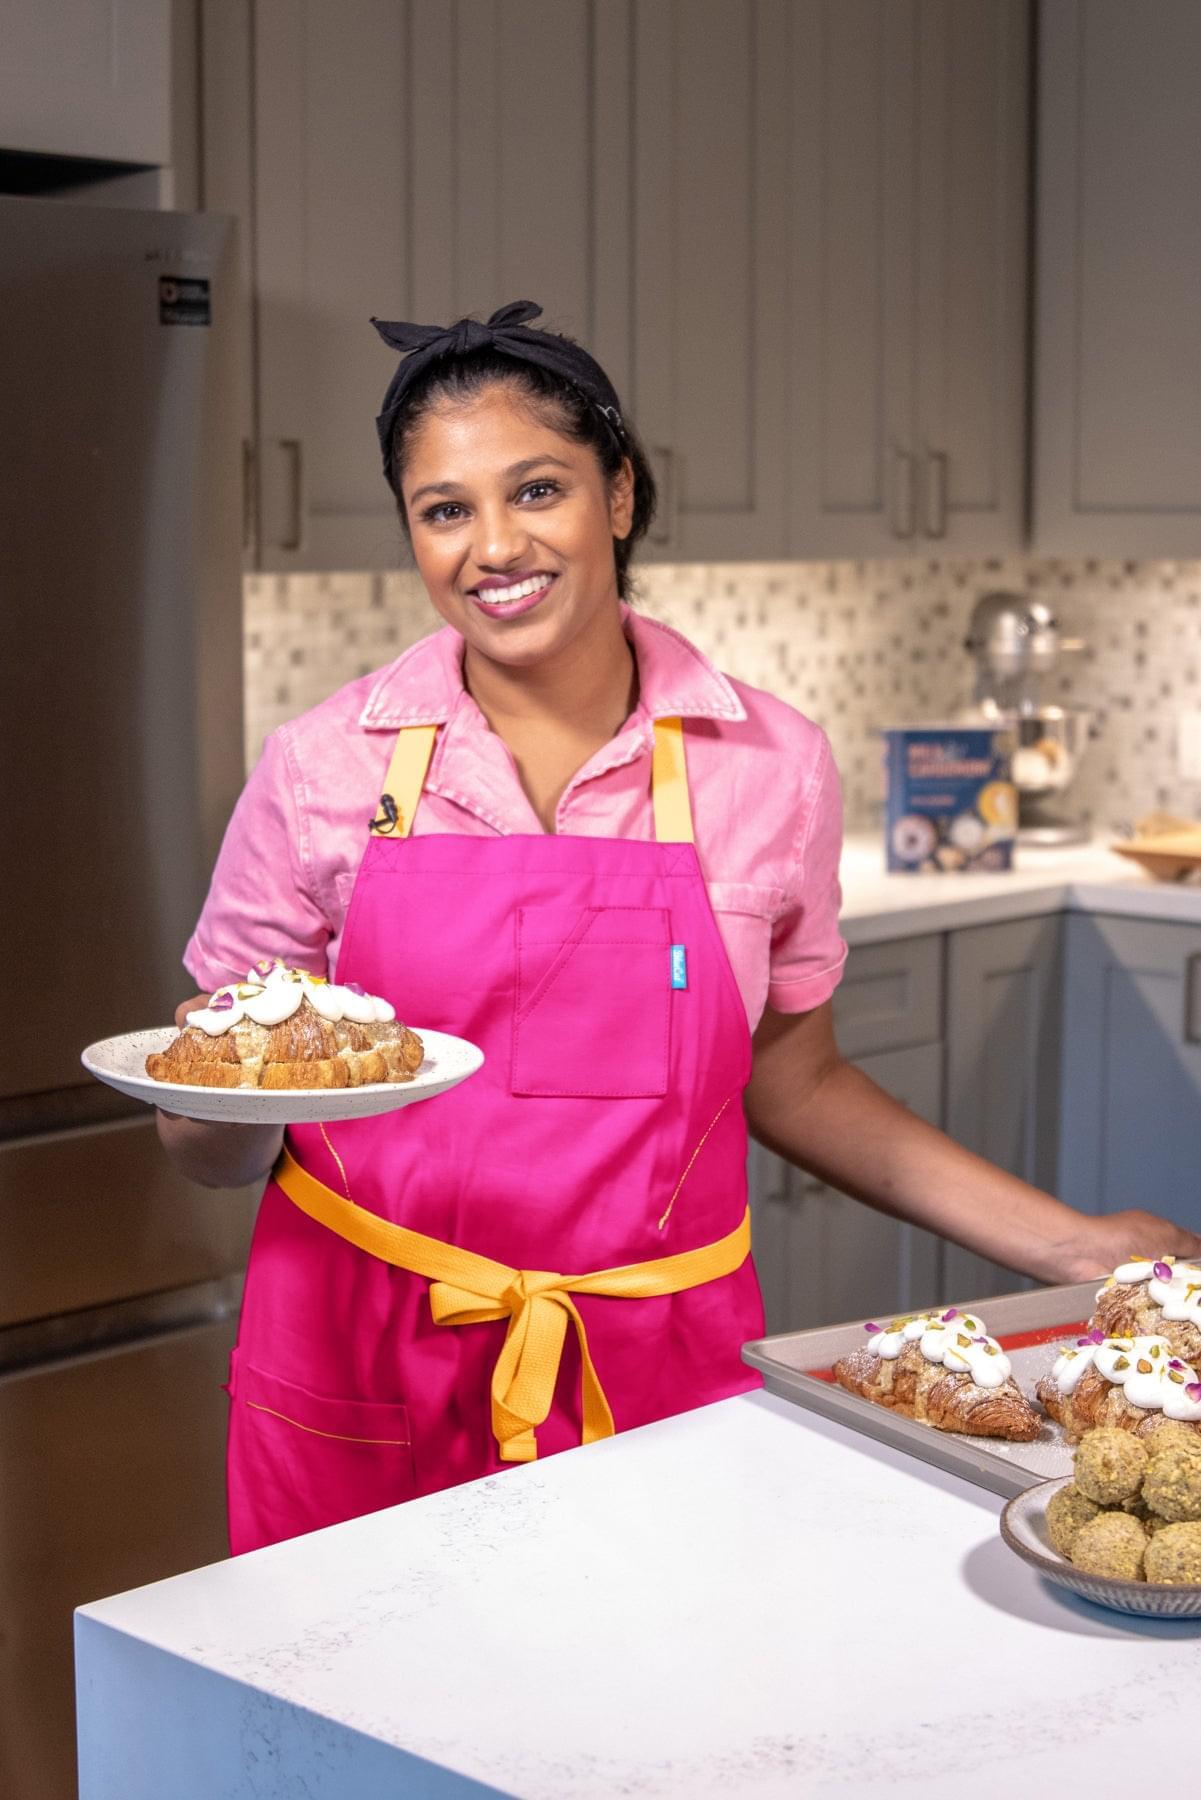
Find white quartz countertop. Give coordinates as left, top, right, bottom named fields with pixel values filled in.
left=77, top=1392, right=1201, bottom=1800
left=838, top=833, right=1201, bottom=944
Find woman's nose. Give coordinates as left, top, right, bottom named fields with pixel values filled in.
left=474, top=502, right=530, bottom=568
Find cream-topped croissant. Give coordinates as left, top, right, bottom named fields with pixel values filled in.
left=146, top=958, right=423, bottom=1090
left=833, top=1306, right=1043, bottom=1441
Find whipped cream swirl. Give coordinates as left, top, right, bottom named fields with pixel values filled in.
left=185, top=958, right=396, bottom=1036
left=864, top=1307, right=1012, bottom=1389
left=1099, top=1255, right=1201, bottom=1332
left=1051, top=1331, right=1201, bottom=1420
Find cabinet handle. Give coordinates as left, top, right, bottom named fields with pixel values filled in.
left=279, top=438, right=304, bottom=552
left=923, top=449, right=948, bottom=538
left=648, top=445, right=676, bottom=547
left=240, top=438, right=256, bottom=552
left=1186, top=953, right=1201, bottom=1046
left=889, top=446, right=916, bottom=538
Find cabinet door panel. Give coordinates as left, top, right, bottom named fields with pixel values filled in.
left=629, top=0, right=790, bottom=559
left=914, top=0, right=1029, bottom=552
left=0, top=0, right=169, bottom=164
left=1058, top=915, right=1201, bottom=1227
left=1035, top=0, right=1201, bottom=553
left=832, top=933, right=943, bottom=1059
left=942, top=915, right=1063, bottom=1299
left=788, top=0, right=918, bottom=557
left=749, top=1041, right=944, bottom=1334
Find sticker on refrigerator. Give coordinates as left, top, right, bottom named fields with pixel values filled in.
left=159, top=276, right=211, bottom=327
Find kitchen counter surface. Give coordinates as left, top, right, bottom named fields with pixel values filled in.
left=838, top=833, right=1201, bottom=944
left=77, top=1391, right=1200, bottom=1800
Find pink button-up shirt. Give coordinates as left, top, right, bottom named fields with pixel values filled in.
left=186, top=608, right=847, bottom=1031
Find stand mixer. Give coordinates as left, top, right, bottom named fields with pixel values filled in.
left=963, top=592, right=1092, bottom=847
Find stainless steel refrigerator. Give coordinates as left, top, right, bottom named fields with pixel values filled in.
left=0, top=197, right=258, bottom=1800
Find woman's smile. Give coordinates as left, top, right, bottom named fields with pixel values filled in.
left=468, top=570, right=558, bottom=620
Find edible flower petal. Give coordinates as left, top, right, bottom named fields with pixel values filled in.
left=1153, top=1260, right=1172, bottom=1281
left=864, top=1322, right=883, bottom=1335
left=1187, top=1382, right=1201, bottom=1403
left=1087, top=1328, right=1105, bottom=1344
left=943, top=1308, right=959, bottom=1321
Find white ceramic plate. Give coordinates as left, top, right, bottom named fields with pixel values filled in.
left=81, top=1026, right=485, bottom=1124
left=1001, top=1475, right=1201, bottom=1618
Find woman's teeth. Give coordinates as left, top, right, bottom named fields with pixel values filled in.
left=475, top=574, right=552, bottom=605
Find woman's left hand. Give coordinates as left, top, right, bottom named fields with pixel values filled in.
left=1054, top=1211, right=1201, bottom=1284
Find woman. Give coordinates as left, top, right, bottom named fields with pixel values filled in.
left=161, top=301, right=1200, bottom=1552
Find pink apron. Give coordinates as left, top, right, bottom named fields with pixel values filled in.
left=226, top=718, right=764, bottom=1553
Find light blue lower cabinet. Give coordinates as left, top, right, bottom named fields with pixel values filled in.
left=1057, top=914, right=1201, bottom=1230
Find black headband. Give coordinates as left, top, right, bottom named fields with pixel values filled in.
left=369, top=300, right=628, bottom=496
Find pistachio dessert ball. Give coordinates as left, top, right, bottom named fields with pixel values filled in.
left=1073, top=1428, right=1148, bottom=1505
left=1143, top=1441, right=1201, bottom=1524
left=1142, top=1420, right=1201, bottom=1458
left=1045, top=1482, right=1102, bottom=1556
left=1070, top=1511, right=1147, bottom=1581
left=1144, top=1521, right=1201, bottom=1585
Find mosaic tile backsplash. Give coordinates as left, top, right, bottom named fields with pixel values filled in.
left=244, top=556, right=1201, bottom=834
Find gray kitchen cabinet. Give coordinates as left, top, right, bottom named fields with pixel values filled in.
left=1034, top=1, right=1201, bottom=554
left=749, top=933, right=946, bottom=1333
left=1057, top=914, right=1201, bottom=1229
left=787, top=0, right=1029, bottom=558
left=0, top=0, right=170, bottom=165
left=942, top=915, right=1063, bottom=1301
left=750, top=1041, right=945, bottom=1335
left=225, top=0, right=600, bottom=571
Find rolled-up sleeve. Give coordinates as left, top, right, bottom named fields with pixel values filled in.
left=766, top=731, right=848, bottom=1014
left=184, top=727, right=332, bottom=990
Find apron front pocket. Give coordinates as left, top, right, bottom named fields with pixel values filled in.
left=227, top=1351, right=415, bottom=1544
left=512, top=903, right=672, bottom=1097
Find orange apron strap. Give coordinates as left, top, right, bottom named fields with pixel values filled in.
left=370, top=722, right=438, bottom=838
left=371, top=716, right=695, bottom=846
left=274, top=1146, right=750, bottom=1464
left=651, top=716, right=695, bottom=845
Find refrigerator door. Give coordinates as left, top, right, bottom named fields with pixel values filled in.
left=0, top=197, right=244, bottom=1101
left=0, top=1121, right=256, bottom=1331
left=0, top=1304, right=239, bottom=1800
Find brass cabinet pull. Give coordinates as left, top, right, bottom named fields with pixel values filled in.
left=1185, top=952, right=1201, bottom=1046
left=924, top=448, right=948, bottom=538
left=890, top=446, right=916, bottom=539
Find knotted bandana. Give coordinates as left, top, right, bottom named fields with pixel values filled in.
left=370, top=299, right=627, bottom=495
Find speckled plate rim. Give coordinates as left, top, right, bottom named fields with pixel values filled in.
left=1000, top=1475, right=1201, bottom=1617
left=81, top=1026, right=485, bottom=1124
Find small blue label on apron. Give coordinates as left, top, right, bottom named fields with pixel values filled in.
left=671, top=944, right=688, bottom=989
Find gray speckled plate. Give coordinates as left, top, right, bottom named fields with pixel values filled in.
left=1001, top=1476, right=1201, bottom=1617
left=81, top=1026, right=484, bottom=1124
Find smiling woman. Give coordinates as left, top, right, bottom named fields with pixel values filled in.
left=157, top=299, right=1201, bottom=1555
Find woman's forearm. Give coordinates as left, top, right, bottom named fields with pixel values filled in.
left=155, top=1110, right=284, bottom=1190
left=753, top=1057, right=1093, bottom=1282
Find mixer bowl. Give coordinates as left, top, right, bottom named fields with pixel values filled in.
left=1005, top=707, right=1092, bottom=799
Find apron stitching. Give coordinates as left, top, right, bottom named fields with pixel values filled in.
left=319, top=1123, right=353, bottom=1200
left=245, top=1400, right=409, bottom=1446
left=657, top=1093, right=736, bottom=1232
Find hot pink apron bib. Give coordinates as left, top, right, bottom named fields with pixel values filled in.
left=226, top=718, right=764, bottom=1553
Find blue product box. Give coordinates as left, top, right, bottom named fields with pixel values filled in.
left=882, top=726, right=1018, bottom=873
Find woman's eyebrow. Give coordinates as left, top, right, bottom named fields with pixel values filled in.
left=409, top=455, right=572, bottom=506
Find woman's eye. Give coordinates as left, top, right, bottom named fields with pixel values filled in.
left=423, top=501, right=464, bottom=524
left=519, top=480, right=560, bottom=503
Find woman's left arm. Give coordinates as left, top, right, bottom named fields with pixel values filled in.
left=745, top=1001, right=1201, bottom=1285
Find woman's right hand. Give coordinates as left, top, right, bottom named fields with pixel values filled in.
left=156, top=993, right=285, bottom=1187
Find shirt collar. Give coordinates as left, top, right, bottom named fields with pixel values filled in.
left=357, top=603, right=747, bottom=731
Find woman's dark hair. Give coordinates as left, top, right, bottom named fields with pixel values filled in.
left=384, top=348, right=658, bottom=603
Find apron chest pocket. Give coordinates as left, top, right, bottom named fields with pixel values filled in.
left=512, top=904, right=672, bottom=1098
left=228, top=1352, right=416, bottom=1540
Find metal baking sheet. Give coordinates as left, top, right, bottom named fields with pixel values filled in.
left=742, top=1279, right=1101, bottom=1499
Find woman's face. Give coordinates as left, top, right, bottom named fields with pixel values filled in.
left=400, top=384, right=635, bottom=671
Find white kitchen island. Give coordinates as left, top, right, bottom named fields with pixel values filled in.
left=76, top=1390, right=1200, bottom=1800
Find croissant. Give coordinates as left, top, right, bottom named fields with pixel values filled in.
left=832, top=1340, right=1042, bottom=1441
left=1090, top=1261, right=1201, bottom=1367
left=146, top=963, right=424, bottom=1092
